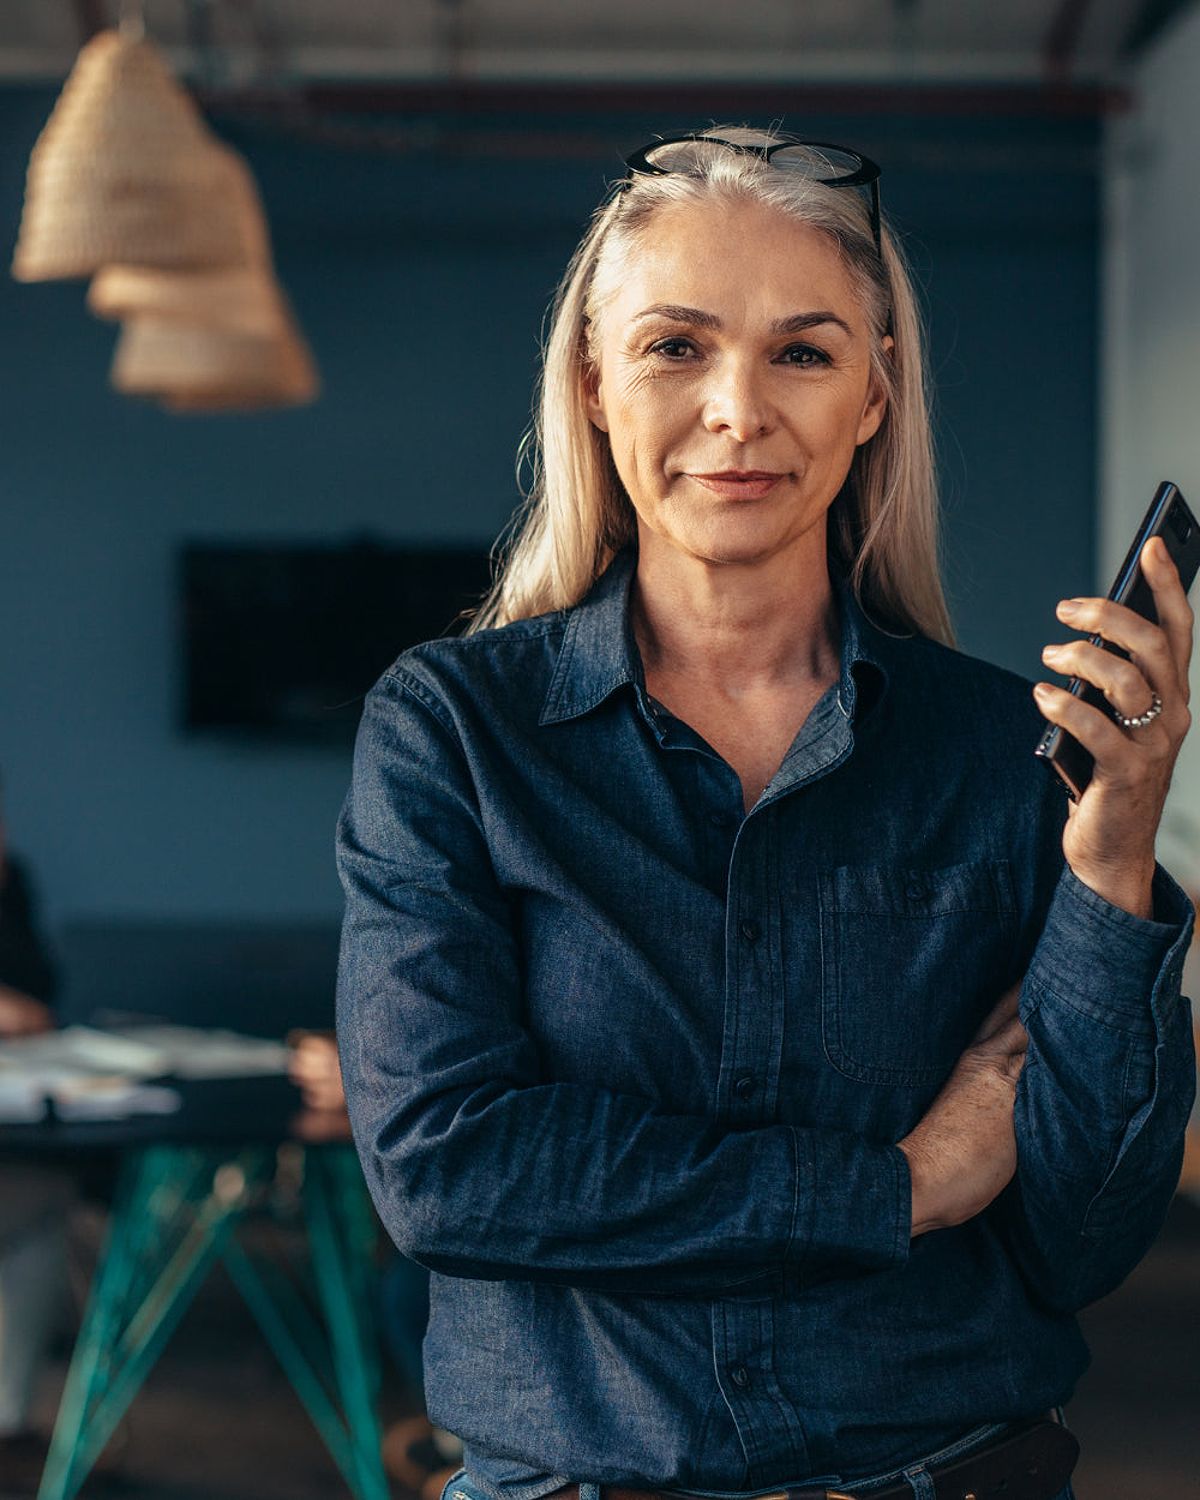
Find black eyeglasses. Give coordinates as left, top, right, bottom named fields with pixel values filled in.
left=620, top=133, right=884, bottom=262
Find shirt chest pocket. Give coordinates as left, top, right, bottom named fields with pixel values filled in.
left=817, top=858, right=1019, bottom=1087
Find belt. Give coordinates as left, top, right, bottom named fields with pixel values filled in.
left=539, top=1416, right=1080, bottom=1500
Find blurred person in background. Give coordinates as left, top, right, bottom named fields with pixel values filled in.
left=0, top=774, right=75, bottom=1492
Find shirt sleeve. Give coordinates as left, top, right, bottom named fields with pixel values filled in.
left=990, top=771, right=1197, bottom=1315
left=335, top=669, right=911, bottom=1294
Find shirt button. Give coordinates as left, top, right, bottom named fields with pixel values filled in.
left=708, top=810, right=729, bottom=828
left=735, top=1075, right=756, bottom=1101
left=739, top=918, right=761, bottom=944
left=730, top=1365, right=750, bottom=1389
left=905, top=878, right=926, bottom=901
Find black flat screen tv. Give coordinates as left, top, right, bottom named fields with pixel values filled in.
left=181, top=539, right=495, bottom=743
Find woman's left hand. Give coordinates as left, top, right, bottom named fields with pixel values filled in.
left=1034, top=535, right=1194, bottom=920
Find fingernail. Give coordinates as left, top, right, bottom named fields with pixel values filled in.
left=1056, top=599, right=1080, bottom=616
left=1033, top=683, right=1052, bottom=700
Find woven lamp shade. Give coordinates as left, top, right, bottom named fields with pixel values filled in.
left=87, top=144, right=282, bottom=338
left=94, top=143, right=320, bottom=411
left=12, top=29, right=244, bottom=281
left=87, top=263, right=285, bottom=339
left=111, top=303, right=319, bottom=411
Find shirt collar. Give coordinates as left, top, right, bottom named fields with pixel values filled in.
left=539, top=539, right=896, bottom=728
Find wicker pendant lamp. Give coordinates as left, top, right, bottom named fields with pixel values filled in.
left=11, top=25, right=244, bottom=281
left=110, top=307, right=318, bottom=411
left=88, top=146, right=284, bottom=338
left=94, top=144, right=320, bottom=411
left=88, top=263, right=285, bottom=339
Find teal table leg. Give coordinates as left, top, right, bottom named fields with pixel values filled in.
left=37, top=1140, right=387, bottom=1500
left=37, top=1150, right=143, bottom=1500
left=37, top=1147, right=264, bottom=1500
left=304, top=1148, right=389, bottom=1500
left=221, top=1237, right=367, bottom=1494
left=72, top=1178, right=246, bottom=1475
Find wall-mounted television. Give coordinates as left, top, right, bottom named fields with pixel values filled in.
left=181, top=538, right=495, bottom=744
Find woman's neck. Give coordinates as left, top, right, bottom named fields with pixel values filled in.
left=629, top=529, right=841, bottom=698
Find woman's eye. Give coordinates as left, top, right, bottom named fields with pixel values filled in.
left=779, top=344, right=829, bottom=367
left=646, top=339, right=830, bottom=367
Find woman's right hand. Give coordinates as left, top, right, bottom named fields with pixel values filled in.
left=897, top=978, right=1029, bottom=1236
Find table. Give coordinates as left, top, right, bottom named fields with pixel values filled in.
left=0, top=1075, right=389, bottom=1500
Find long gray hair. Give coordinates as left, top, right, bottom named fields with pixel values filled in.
left=465, top=124, right=955, bottom=647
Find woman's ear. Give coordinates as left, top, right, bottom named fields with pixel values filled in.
left=584, top=363, right=609, bottom=433
left=855, top=333, right=893, bottom=446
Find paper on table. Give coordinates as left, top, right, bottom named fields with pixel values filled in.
left=107, top=1025, right=289, bottom=1078
left=0, top=1026, right=169, bottom=1080
left=0, top=1023, right=288, bottom=1123
left=0, top=1073, right=182, bottom=1123
left=52, top=1078, right=181, bottom=1121
left=0, top=1077, right=46, bottom=1123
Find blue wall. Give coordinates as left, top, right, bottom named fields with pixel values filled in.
left=0, top=91, right=1100, bottom=930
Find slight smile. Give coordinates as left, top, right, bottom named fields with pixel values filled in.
left=688, top=470, right=786, bottom=499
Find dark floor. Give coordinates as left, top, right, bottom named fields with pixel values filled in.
left=16, top=1196, right=1200, bottom=1500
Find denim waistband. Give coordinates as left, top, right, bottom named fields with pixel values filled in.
left=442, top=1407, right=1068, bottom=1500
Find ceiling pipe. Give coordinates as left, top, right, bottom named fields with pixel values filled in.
left=199, top=78, right=1133, bottom=122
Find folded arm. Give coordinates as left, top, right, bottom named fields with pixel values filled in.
left=335, top=669, right=912, bottom=1294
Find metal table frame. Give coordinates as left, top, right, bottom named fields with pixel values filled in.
left=36, top=1139, right=388, bottom=1500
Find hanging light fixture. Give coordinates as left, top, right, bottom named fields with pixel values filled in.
left=88, top=143, right=284, bottom=336
left=109, top=309, right=318, bottom=411
left=11, top=6, right=244, bottom=281
left=95, top=144, right=319, bottom=411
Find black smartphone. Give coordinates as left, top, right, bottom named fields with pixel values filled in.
left=1034, top=480, right=1200, bottom=801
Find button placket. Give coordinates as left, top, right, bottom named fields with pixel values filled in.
left=721, top=816, right=782, bottom=1124
left=712, top=1295, right=811, bottom=1481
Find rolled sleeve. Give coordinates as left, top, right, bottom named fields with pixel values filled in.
left=791, top=1129, right=912, bottom=1275
left=996, top=851, right=1197, bottom=1312
left=1024, top=860, right=1194, bottom=1036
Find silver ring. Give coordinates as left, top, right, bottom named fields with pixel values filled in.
left=1110, top=690, right=1163, bottom=729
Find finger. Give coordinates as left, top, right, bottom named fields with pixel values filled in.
left=1142, top=536, right=1194, bottom=686
left=1053, top=599, right=1179, bottom=708
left=972, top=982, right=1021, bottom=1042
left=978, top=1014, right=1028, bottom=1056
left=1040, top=638, right=1162, bottom=722
left=1032, top=680, right=1163, bottom=770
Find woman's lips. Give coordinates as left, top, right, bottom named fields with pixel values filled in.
left=689, top=473, right=784, bottom=499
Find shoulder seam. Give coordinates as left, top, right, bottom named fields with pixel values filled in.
left=380, top=668, right=458, bottom=736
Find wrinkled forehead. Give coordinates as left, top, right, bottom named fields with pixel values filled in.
left=592, top=198, right=869, bottom=337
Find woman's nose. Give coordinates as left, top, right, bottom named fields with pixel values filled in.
left=701, top=359, right=775, bottom=440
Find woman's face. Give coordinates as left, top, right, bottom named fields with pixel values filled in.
left=585, top=196, right=892, bottom=569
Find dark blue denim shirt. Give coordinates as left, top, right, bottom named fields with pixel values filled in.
left=336, top=540, right=1196, bottom=1500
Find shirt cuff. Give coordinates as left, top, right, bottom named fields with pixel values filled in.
left=789, top=1127, right=912, bottom=1272
left=1025, top=859, right=1195, bottom=1036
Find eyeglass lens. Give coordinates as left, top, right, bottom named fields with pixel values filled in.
left=638, top=139, right=862, bottom=184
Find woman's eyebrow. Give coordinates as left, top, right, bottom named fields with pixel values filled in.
left=629, top=303, right=852, bottom=337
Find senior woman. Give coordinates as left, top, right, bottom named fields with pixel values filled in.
left=335, top=127, right=1196, bottom=1500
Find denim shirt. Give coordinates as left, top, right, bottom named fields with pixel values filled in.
left=335, top=540, right=1196, bottom=1500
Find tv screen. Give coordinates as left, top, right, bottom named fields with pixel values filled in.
left=181, top=539, right=495, bottom=743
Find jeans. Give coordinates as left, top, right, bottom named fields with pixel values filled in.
left=437, top=1407, right=1078, bottom=1500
